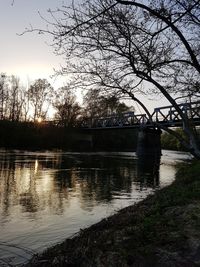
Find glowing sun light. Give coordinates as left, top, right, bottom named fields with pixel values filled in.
left=37, top=118, right=42, bottom=123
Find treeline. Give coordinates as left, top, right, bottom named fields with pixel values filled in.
left=0, top=74, right=134, bottom=125
left=0, top=120, right=138, bottom=151
left=161, top=128, right=200, bottom=151
left=3, top=73, right=198, bottom=152
left=0, top=74, right=53, bottom=122
left=0, top=120, right=69, bottom=150
left=0, top=73, right=137, bottom=150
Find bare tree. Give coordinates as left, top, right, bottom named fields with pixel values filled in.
left=8, top=75, right=22, bottom=121
left=84, top=89, right=133, bottom=118
left=0, top=75, right=25, bottom=121
left=21, top=85, right=31, bottom=122
left=28, top=79, right=54, bottom=121
left=53, top=87, right=82, bottom=127
left=0, top=73, right=9, bottom=120
left=25, top=0, right=200, bottom=157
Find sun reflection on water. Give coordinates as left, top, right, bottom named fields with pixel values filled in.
left=0, top=150, right=189, bottom=266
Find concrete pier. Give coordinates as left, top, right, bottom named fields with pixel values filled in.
left=136, top=127, right=162, bottom=158
left=136, top=128, right=162, bottom=183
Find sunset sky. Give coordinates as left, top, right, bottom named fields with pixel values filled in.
left=0, top=0, right=168, bottom=111
left=0, top=0, right=66, bottom=87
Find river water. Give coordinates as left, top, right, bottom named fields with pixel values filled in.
left=0, top=149, right=191, bottom=266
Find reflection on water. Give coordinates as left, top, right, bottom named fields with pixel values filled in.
left=136, top=154, right=161, bottom=189
left=0, top=150, right=191, bottom=265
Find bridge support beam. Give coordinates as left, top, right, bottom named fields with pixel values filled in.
left=136, top=128, right=162, bottom=158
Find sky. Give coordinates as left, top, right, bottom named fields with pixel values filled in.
left=0, top=0, right=169, bottom=112
left=0, top=0, right=67, bottom=88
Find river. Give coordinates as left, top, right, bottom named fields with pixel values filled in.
left=0, top=149, right=192, bottom=266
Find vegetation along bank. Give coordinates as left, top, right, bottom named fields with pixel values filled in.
left=27, top=160, right=200, bottom=266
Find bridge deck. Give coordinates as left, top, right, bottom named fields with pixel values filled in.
left=80, top=101, right=200, bottom=129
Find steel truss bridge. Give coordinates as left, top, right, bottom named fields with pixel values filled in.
left=81, top=101, right=200, bottom=129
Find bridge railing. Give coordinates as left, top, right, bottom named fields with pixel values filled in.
left=19, top=100, right=199, bottom=129
left=79, top=101, right=200, bottom=129
left=81, top=112, right=149, bottom=128
left=152, top=101, right=200, bottom=125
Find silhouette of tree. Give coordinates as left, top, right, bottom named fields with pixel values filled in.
left=8, top=75, right=22, bottom=121
left=24, top=0, right=200, bottom=157
left=53, top=87, right=82, bottom=127
left=83, top=89, right=133, bottom=118
left=0, top=74, right=27, bottom=121
left=28, top=79, right=54, bottom=121
left=0, top=73, right=9, bottom=120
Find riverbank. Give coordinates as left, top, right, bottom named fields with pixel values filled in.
left=27, top=160, right=200, bottom=266
left=0, top=120, right=137, bottom=151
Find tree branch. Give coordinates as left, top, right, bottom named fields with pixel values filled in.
left=116, top=0, right=200, bottom=73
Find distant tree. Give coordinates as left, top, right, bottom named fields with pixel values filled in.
left=28, top=79, right=54, bottom=121
left=84, top=89, right=134, bottom=118
left=83, top=89, right=103, bottom=118
left=100, top=95, right=134, bottom=115
left=8, top=75, right=23, bottom=121
left=21, top=85, right=31, bottom=122
left=161, top=129, right=188, bottom=151
left=0, top=73, right=9, bottom=120
left=53, top=87, right=81, bottom=127
left=0, top=75, right=25, bottom=122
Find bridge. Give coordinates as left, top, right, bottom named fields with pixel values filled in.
left=44, top=101, right=199, bottom=157
left=81, top=101, right=200, bottom=129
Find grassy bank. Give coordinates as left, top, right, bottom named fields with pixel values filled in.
left=27, top=160, right=200, bottom=267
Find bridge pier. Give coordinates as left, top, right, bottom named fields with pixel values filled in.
left=136, top=127, right=162, bottom=158
left=136, top=128, right=162, bottom=179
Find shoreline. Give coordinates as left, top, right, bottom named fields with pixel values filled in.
left=26, top=160, right=200, bottom=266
